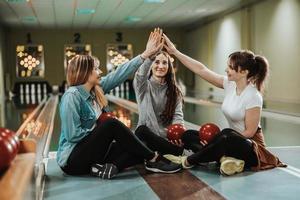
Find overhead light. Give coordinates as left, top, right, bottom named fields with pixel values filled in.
left=6, top=0, right=29, bottom=3
left=144, top=0, right=165, bottom=3
left=76, top=9, right=95, bottom=15
left=195, top=8, right=207, bottom=13
left=125, top=16, right=142, bottom=22
left=22, top=16, right=37, bottom=22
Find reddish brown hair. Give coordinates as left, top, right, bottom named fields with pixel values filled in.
left=228, top=50, right=269, bottom=92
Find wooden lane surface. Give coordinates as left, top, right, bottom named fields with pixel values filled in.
left=136, top=166, right=225, bottom=200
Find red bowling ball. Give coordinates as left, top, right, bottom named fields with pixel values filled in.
left=167, top=124, right=186, bottom=141
left=98, top=112, right=117, bottom=123
left=0, top=128, right=19, bottom=172
left=0, top=128, right=19, bottom=157
left=199, top=123, right=220, bottom=143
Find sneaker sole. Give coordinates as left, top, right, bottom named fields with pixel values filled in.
left=220, top=160, right=244, bottom=176
left=145, top=166, right=181, bottom=174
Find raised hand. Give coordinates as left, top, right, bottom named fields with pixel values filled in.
left=163, top=33, right=177, bottom=55
left=141, top=28, right=164, bottom=59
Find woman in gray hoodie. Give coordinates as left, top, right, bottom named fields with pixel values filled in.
left=133, top=50, right=185, bottom=156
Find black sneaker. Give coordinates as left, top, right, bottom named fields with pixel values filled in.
left=145, top=155, right=181, bottom=173
left=90, top=163, right=119, bottom=179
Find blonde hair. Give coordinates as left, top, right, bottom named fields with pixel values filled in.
left=66, top=55, right=108, bottom=108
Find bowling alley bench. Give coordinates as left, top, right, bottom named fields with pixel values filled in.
left=0, top=95, right=58, bottom=200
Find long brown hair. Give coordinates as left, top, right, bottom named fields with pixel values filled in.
left=228, top=50, right=269, bottom=92
left=149, top=51, right=183, bottom=125
left=66, top=55, right=108, bottom=108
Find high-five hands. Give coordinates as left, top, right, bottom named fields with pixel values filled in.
left=163, top=33, right=177, bottom=55
left=141, top=28, right=164, bottom=59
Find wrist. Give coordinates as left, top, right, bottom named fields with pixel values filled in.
left=173, top=49, right=180, bottom=56
left=141, top=52, right=149, bottom=60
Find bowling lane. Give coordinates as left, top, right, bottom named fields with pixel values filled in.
left=47, top=95, right=300, bottom=151
left=189, top=163, right=300, bottom=200
left=186, top=91, right=300, bottom=116
left=3, top=97, right=43, bottom=131
left=44, top=158, right=160, bottom=200
left=183, top=102, right=300, bottom=147
left=45, top=99, right=159, bottom=200
left=46, top=100, right=226, bottom=200
left=45, top=97, right=300, bottom=200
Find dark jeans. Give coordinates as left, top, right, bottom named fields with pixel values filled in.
left=181, top=129, right=204, bottom=153
left=135, top=125, right=184, bottom=156
left=186, top=128, right=258, bottom=168
left=61, top=119, right=155, bottom=175
left=134, top=125, right=208, bottom=156
left=98, top=125, right=203, bottom=171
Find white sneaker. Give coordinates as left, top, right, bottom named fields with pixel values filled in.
left=181, top=156, right=194, bottom=169
left=220, top=156, right=245, bottom=176
left=163, top=154, right=194, bottom=169
left=163, top=154, right=182, bottom=164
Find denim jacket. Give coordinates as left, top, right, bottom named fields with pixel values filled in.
left=57, top=55, right=144, bottom=167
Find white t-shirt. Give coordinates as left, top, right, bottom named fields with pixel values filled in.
left=221, top=76, right=263, bottom=133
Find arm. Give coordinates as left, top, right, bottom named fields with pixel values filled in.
left=60, top=92, right=90, bottom=142
left=164, top=34, right=224, bottom=89
left=101, top=28, right=163, bottom=94
left=242, top=107, right=261, bottom=138
left=100, top=55, right=144, bottom=93
left=172, top=99, right=184, bottom=125
left=133, top=58, right=153, bottom=97
left=170, top=99, right=184, bottom=147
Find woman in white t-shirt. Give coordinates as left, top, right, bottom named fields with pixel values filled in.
left=163, top=34, right=286, bottom=175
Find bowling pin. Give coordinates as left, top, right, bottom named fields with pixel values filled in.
left=125, top=82, right=129, bottom=99
left=37, top=84, right=41, bottom=94
left=20, top=94, right=24, bottom=105
left=43, top=83, right=47, bottom=94
left=32, top=94, right=36, bottom=104
left=120, top=83, right=124, bottom=98
left=25, top=94, right=30, bottom=104
left=25, top=84, right=29, bottom=94
left=31, top=84, right=35, bottom=95
left=20, top=84, right=24, bottom=95
left=115, top=86, right=119, bottom=97
left=37, top=93, right=41, bottom=103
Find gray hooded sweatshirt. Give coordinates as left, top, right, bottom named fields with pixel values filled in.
left=133, top=58, right=184, bottom=138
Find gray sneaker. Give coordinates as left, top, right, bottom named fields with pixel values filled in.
left=145, top=155, right=181, bottom=173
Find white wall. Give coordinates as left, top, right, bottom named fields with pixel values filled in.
left=182, top=10, right=244, bottom=127
left=183, top=10, right=243, bottom=98
left=252, top=0, right=300, bottom=103
left=183, top=0, right=300, bottom=104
